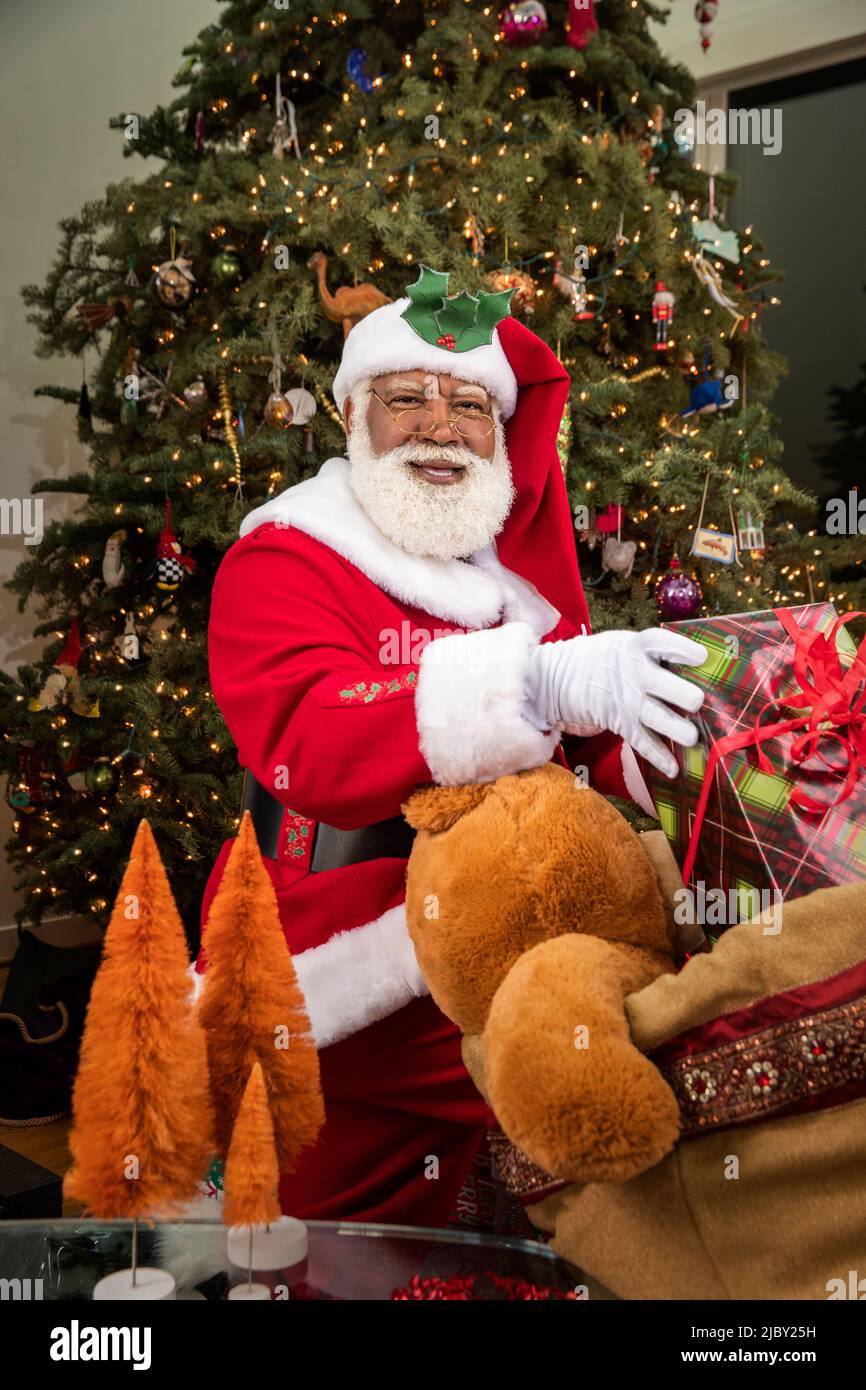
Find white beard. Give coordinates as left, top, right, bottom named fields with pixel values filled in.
left=346, top=400, right=515, bottom=561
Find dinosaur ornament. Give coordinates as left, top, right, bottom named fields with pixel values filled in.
left=307, top=251, right=392, bottom=338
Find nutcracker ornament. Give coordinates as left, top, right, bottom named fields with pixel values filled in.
left=4, top=742, right=44, bottom=814
left=652, top=281, right=675, bottom=352
left=156, top=500, right=196, bottom=592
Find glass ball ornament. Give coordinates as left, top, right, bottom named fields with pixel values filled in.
left=84, top=759, right=118, bottom=795
left=150, top=257, right=195, bottom=309
left=183, top=377, right=208, bottom=411
left=500, top=1, right=548, bottom=47
left=211, top=246, right=243, bottom=285
left=264, top=392, right=294, bottom=428
left=654, top=555, right=703, bottom=620
left=485, top=267, right=537, bottom=316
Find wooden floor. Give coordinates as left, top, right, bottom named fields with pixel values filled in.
left=0, top=963, right=82, bottom=1216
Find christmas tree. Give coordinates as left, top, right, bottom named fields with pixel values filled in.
left=3, top=0, right=863, bottom=940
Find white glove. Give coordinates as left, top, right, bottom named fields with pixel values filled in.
left=526, top=628, right=708, bottom=778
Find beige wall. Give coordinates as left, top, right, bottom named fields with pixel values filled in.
left=649, top=0, right=866, bottom=80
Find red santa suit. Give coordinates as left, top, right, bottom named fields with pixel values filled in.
left=196, top=311, right=653, bottom=1226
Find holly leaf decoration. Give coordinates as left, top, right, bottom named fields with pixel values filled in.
left=401, top=266, right=512, bottom=350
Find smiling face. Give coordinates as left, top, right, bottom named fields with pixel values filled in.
left=346, top=370, right=497, bottom=484
left=343, top=370, right=514, bottom=560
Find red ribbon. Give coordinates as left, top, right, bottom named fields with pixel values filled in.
left=680, top=608, right=866, bottom=887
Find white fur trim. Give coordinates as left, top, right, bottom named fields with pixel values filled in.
left=415, top=621, right=560, bottom=785
left=292, top=903, right=428, bottom=1049
left=332, top=298, right=518, bottom=419
left=621, top=742, right=659, bottom=818
left=239, top=457, right=560, bottom=634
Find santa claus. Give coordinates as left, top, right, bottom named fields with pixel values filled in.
left=196, top=267, right=706, bottom=1226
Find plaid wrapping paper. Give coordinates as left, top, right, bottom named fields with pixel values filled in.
left=635, top=604, right=866, bottom=933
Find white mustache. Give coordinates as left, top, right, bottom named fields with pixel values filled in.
left=380, top=440, right=486, bottom=470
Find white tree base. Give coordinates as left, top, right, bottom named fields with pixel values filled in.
left=228, top=1282, right=271, bottom=1300
left=226, top=1216, right=307, bottom=1272
left=93, top=1267, right=176, bottom=1300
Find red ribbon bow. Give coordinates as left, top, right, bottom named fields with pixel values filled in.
left=681, top=608, right=866, bottom=887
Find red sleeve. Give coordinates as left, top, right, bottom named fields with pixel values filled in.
left=208, top=524, right=432, bottom=829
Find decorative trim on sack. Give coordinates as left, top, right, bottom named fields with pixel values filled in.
left=656, top=992, right=866, bottom=1137
left=487, top=1129, right=569, bottom=1207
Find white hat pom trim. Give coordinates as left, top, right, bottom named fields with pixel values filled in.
left=332, top=298, right=518, bottom=420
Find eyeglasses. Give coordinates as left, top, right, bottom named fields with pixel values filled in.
left=369, top=387, right=496, bottom=439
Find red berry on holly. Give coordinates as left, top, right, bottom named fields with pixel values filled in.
left=437, top=334, right=455, bottom=350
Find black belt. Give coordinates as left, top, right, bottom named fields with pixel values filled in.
left=310, top=816, right=416, bottom=872
left=240, top=768, right=416, bottom=869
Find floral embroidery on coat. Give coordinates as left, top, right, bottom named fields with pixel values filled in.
left=337, top=671, right=418, bottom=705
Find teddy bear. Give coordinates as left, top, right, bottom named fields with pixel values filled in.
left=403, top=762, right=682, bottom=1184
left=403, top=761, right=866, bottom=1301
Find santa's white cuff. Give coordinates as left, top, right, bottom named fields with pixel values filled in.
left=621, top=741, right=658, bottom=818
left=293, top=903, right=429, bottom=1049
left=415, top=621, right=560, bottom=786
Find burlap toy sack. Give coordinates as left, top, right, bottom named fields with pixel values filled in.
left=526, top=836, right=866, bottom=1300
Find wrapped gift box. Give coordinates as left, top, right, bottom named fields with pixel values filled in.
left=635, top=603, right=866, bottom=935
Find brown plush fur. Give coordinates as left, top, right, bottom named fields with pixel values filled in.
left=404, top=763, right=681, bottom=1182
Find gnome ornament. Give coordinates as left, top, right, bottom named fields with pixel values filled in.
left=156, top=499, right=196, bottom=592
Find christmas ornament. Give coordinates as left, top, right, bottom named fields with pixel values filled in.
left=84, top=759, right=118, bottom=796
left=114, top=613, right=141, bottom=663
left=272, top=73, right=301, bottom=158
left=682, top=373, right=734, bottom=417
left=602, top=535, right=636, bottom=577
left=346, top=48, right=377, bottom=94
left=695, top=0, right=719, bottom=52
left=4, top=742, right=43, bottom=813
left=284, top=387, right=317, bottom=427
left=654, top=555, right=702, bottom=619
left=28, top=619, right=99, bottom=716
left=264, top=391, right=294, bottom=428
left=652, top=281, right=675, bottom=352
left=77, top=381, right=92, bottom=426
left=194, top=109, right=205, bottom=152
left=145, top=604, right=178, bottom=652
left=102, top=530, right=127, bottom=588
left=211, top=246, right=243, bottom=286
left=183, top=378, right=208, bottom=411
left=124, top=257, right=139, bottom=288
left=597, top=503, right=636, bottom=577
left=565, top=0, right=599, bottom=49
left=553, top=256, right=594, bottom=321
left=736, top=510, right=766, bottom=553
left=156, top=500, right=196, bottom=592
left=691, top=252, right=743, bottom=328
left=499, top=2, right=548, bottom=47
left=486, top=266, right=536, bottom=317
left=693, top=219, right=740, bottom=265
left=61, top=751, right=88, bottom=793
left=150, top=232, right=195, bottom=310
left=75, top=297, right=133, bottom=332
left=307, top=251, right=392, bottom=337
left=691, top=470, right=737, bottom=564
left=641, top=105, right=668, bottom=183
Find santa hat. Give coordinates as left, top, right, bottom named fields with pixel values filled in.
left=333, top=266, right=519, bottom=419
left=333, top=265, right=589, bottom=633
